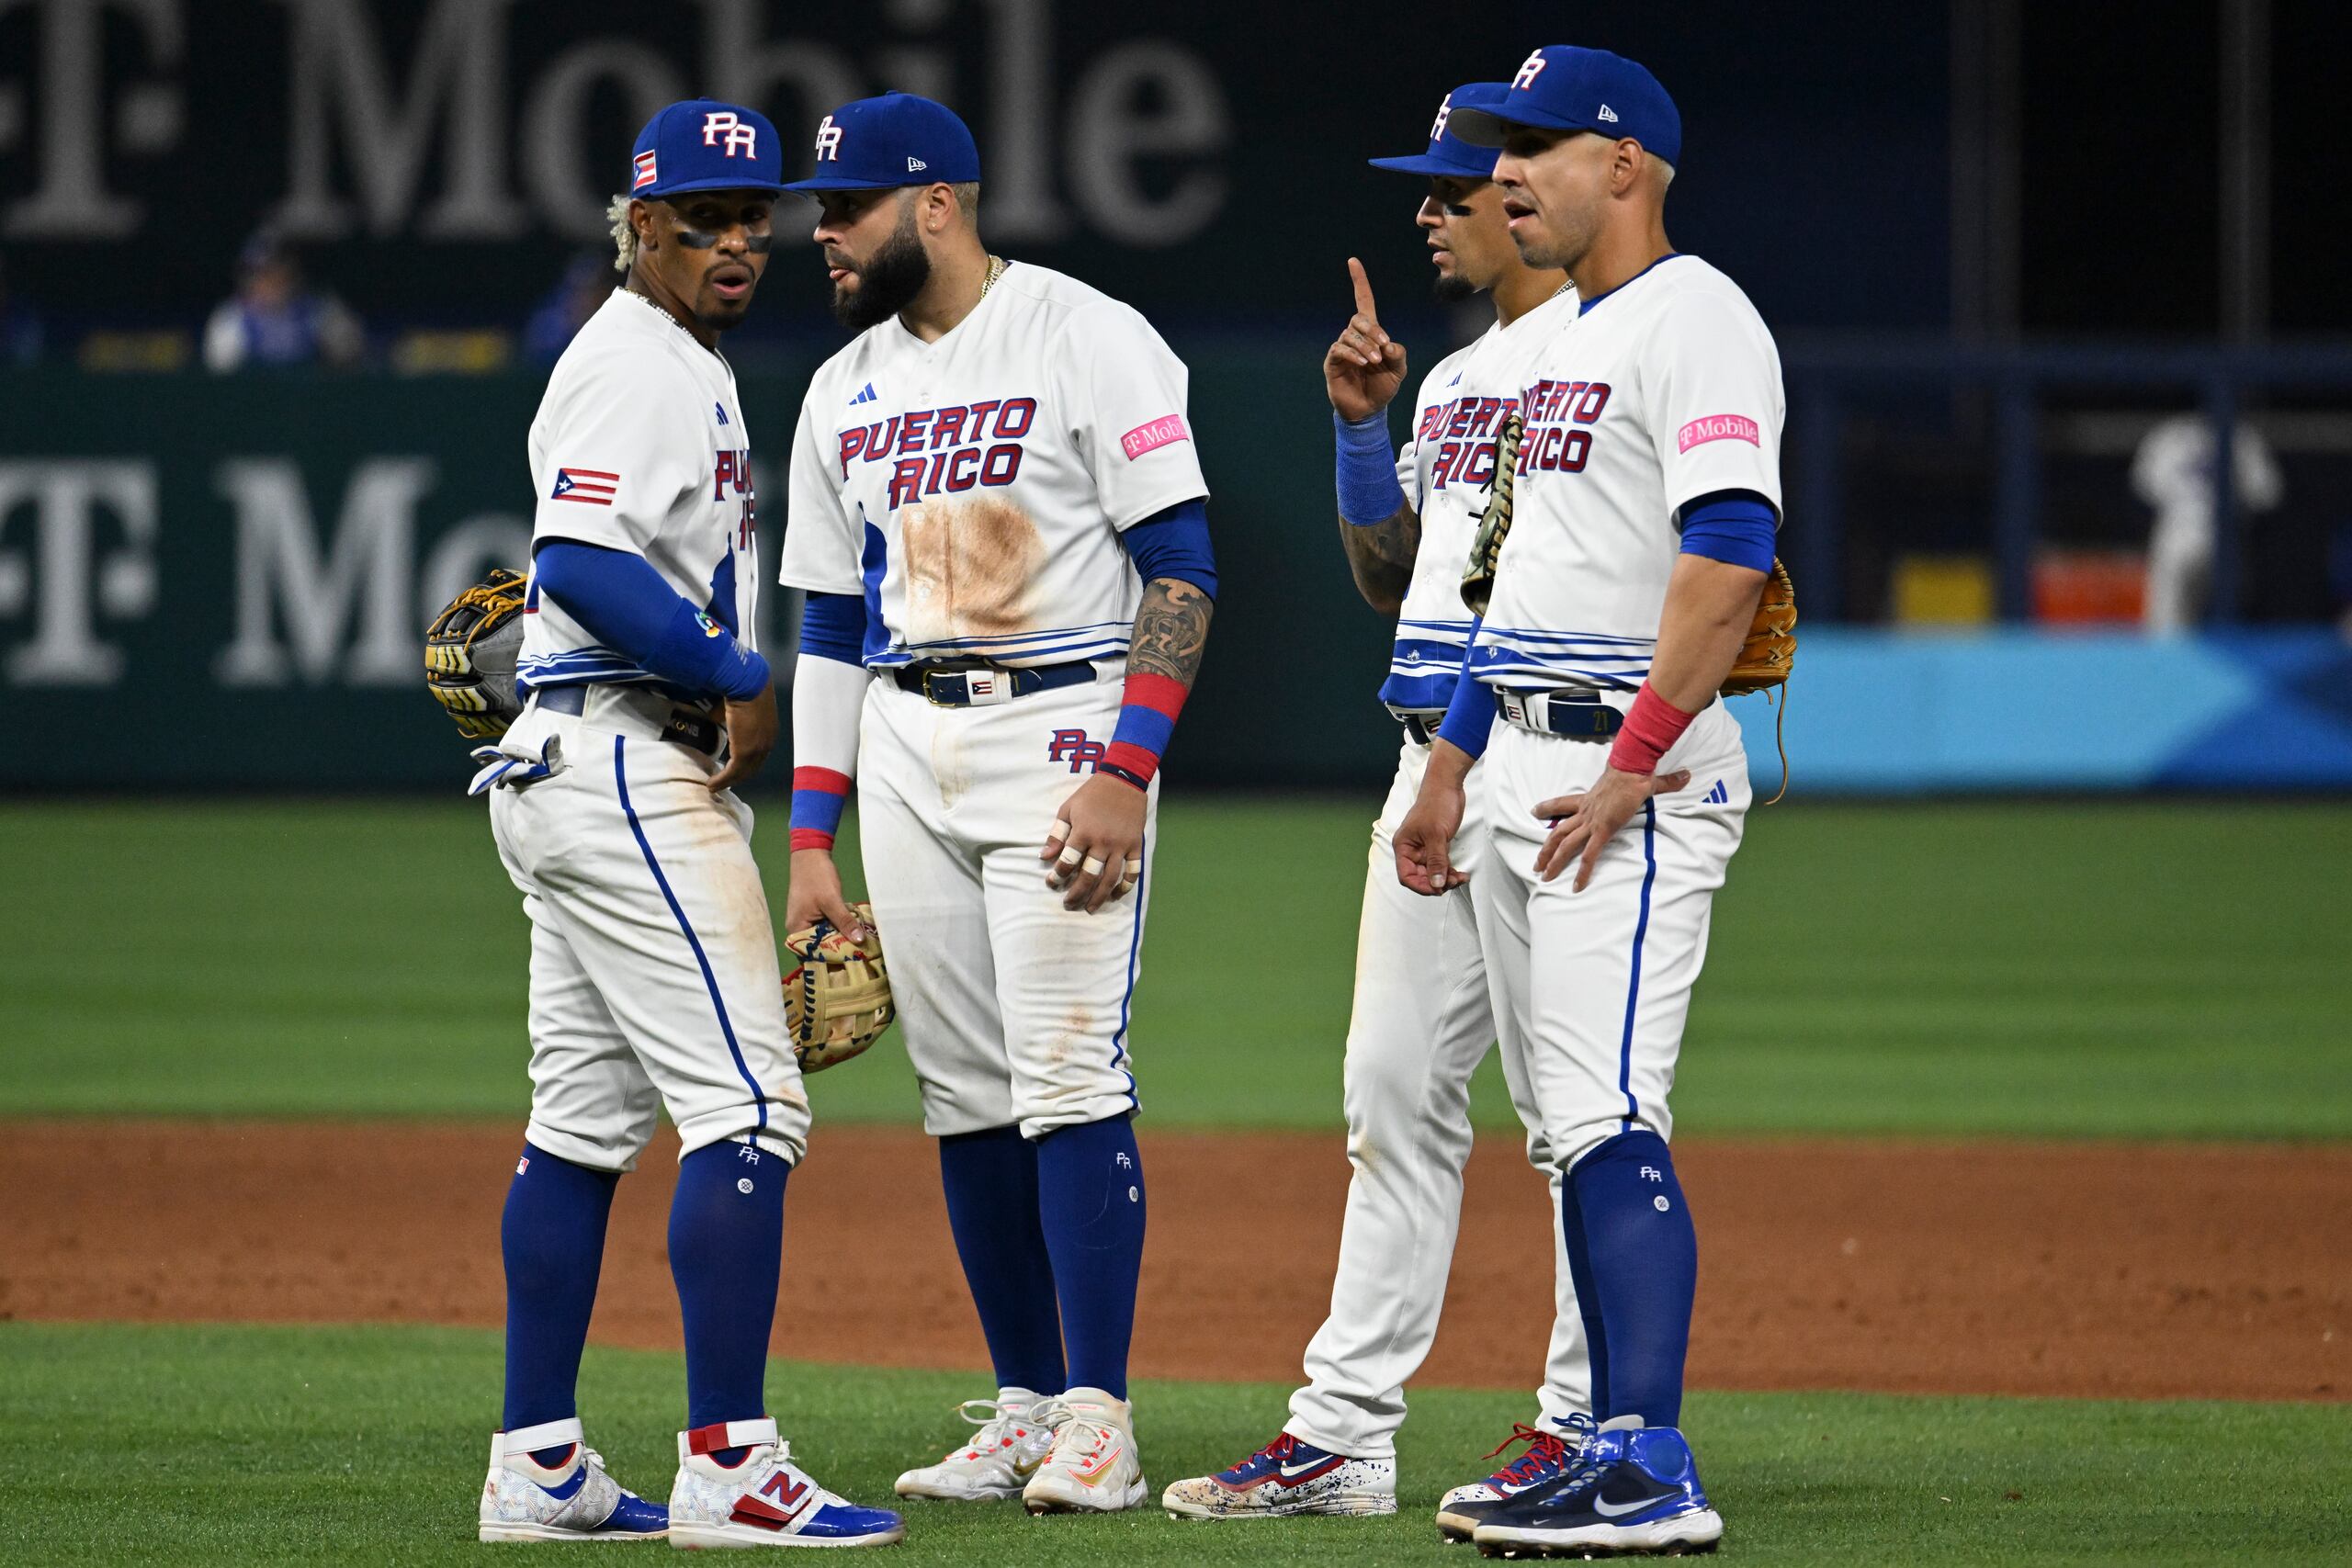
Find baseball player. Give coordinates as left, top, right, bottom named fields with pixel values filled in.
left=470, top=97, right=903, bottom=1549
left=1394, top=47, right=1784, bottom=1557
left=775, top=94, right=1217, bottom=1515
left=1161, top=83, right=1599, bottom=1536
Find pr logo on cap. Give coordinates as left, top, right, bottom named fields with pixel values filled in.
left=1429, top=91, right=1454, bottom=141
left=700, top=110, right=757, bottom=157
left=813, top=115, right=843, bottom=163
left=1512, top=50, right=1548, bottom=91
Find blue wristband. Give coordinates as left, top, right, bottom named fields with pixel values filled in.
left=1335, top=411, right=1407, bottom=526
left=1678, top=490, right=1779, bottom=573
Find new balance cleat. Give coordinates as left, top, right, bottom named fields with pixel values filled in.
left=1436, top=1416, right=1596, bottom=1542
left=1471, top=1418, right=1722, bottom=1559
left=667, top=1418, right=906, bottom=1549
left=1161, top=1431, right=1397, bottom=1519
left=1021, top=1387, right=1148, bottom=1514
left=894, top=1390, right=1062, bottom=1503
left=478, top=1416, right=670, bottom=1542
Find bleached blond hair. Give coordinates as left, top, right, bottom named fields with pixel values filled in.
left=606, top=194, right=636, bottom=275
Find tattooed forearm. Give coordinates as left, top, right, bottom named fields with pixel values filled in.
left=1337, top=503, right=1420, bottom=613
left=1129, top=578, right=1215, bottom=687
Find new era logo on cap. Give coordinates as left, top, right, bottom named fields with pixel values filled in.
left=1598, top=104, right=1619, bottom=122
left=907, top=155, right=926, bottom=172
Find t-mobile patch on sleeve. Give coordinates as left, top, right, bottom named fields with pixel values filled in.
left=1677, top=414, right=1760, bottom=453
left=1120, top=415, right=1191, bottom=461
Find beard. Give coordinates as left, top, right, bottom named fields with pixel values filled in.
left=1432, top=270, right=1480, bottom=304
left=831, top=212, right=932, bottom=330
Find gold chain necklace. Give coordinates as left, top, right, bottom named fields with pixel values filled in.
left=980, top=254, right=1008, bottom=297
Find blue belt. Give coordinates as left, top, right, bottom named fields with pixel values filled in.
left=1494, top=688, right=1625, bottom=740
left=890, top=660, right=1097, bottom=707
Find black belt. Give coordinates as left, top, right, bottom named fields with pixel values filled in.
left=891, top=660, right=1097, bottom=707
left=1388, top=707, right=1444, bottom=747
left=533, top=683, right=723, bottom=757
left=1494, top=688, right=1624, bottom=739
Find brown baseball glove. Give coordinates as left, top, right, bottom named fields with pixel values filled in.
left=424, top=567, right=527, bottom=739
left=1720, top=558, right=1797, bottom=803
left=782, top=902, right=894, bottom=1073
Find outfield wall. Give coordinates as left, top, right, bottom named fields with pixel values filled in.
left=4, top=368, right=2347, bottom=794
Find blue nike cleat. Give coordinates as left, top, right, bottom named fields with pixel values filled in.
left=1470, top=1418, right=1721, bottom=1558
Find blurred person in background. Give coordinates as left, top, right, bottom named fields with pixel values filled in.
left=202, top=231, right=365, bottom=372
left=523, top=249, right=615, bottom=363
left=2133, top=412, right=2282, bottom=633
left=0, top=254, right=42, bottom=365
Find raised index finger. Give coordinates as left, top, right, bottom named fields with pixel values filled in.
left=1347, top=256, right=1379, bottom=325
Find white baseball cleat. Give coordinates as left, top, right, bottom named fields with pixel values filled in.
left=478, top=1416, right=671, bottom=1542
left=894, top=1390, right=1064, bottom=1502
left=1161, top=1431, right=1398, bottom=1519
left=1019, top=1388, right=1148, bottom=1514
left=666, top=1417, right=906, bottom=1549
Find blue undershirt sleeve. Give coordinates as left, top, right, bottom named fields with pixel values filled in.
left=797, top=591, right=866, bottom=665
left=533, top=540, right=770, bottom=701
left=1676, top=489, right=1779, bottom=573
left=1120, top=498, right=1218, bottom=599
left=1434, top=620, right=1495, bottom=759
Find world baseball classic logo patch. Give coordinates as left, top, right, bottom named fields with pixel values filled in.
left=1677, top=414, right=1761, bottom=453
left=1119, top=415, right=1191, bottom=461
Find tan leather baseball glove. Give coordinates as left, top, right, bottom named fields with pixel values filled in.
left=782, top=902, right=894, bottom=1073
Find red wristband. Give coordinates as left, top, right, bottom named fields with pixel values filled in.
left=1608, top=682, right=1698, bottom=775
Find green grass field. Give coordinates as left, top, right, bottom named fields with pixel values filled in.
left=4, top=798, right=2348, bottom=1136
left=2, top=1323, right=2346, bottom=1566
left=6, top=797, right=2350, bottom=1564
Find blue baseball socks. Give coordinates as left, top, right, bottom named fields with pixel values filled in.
left=669, top=1138, right=790, bottom=1463
left=1559, top=1129, right=1699, bottom=1428
left=1035, top=1113, right=1147, bottom=1400
left=939, top=1125, right=1068, bottom=1394
left=501, top=1143, right=619, bottom=1463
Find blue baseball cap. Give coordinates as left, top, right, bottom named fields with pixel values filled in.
left=785, top=93, right=982, bottom=193
left=628, top=99, right=786, bottom=199
left=1367, top=83, right=1510, bottom=178
left=1448, top=47, right=1681, bottom=169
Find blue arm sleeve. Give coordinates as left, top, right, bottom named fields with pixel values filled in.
left=1336, top=410, right=1408, bottom=525
left=1433, top=620, right=1494, bottom=759
left=533, top=541, right=770, bottom=701
left=1121, top=498, right=1218, bottom=599
left=797, top=591, right=866, bottom=665
left=1677, top=489, right=1779, bottom=573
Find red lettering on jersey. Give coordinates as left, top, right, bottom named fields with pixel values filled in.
left=993, top=398, right=1037, bottom=439
left=898, top=411, right=934, bottom=453
left=886, top=457, right=926, bottom=508
left=837, top=428, right=867, bottom=475
left=932, top=405, right=970, bottom=447
left=979, top=444, right=1023, bottom=486
left=944, top=446, right=981, bottom=491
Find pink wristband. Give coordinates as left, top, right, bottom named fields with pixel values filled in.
left=1608, top=682, right=1698, bottom=775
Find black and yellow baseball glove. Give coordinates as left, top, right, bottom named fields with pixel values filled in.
left=424, top=567, right=527, bottom=739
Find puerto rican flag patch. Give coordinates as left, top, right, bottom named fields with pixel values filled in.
left=632, top=151, right=658, bottom=190
left=550, top=468, right=618, bottom=505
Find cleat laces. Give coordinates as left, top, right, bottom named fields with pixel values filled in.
left=949, top=1397, right=1046, bottom=1461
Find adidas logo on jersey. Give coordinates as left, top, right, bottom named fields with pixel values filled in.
left=849, top=383, right=877, bottom=405
left=1704, top=779, right=1729, bottom=805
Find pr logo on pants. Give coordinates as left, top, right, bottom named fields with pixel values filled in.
left=1047, top=729, right=1106, bottom=773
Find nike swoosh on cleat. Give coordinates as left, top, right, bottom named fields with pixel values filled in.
left=1070, top=1449, right=1125, bottom=1486
left=1277, top=1460, right=1336, bottom=1480
left=1592, top=1491, right=1672, bottom=1517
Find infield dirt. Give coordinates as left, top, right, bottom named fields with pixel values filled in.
left=3, top=1122, right=2343, bottom=1404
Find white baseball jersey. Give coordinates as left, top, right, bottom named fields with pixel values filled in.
left=779, top=262, right=1207, bottom=667
left=519, top=289, right=762, bottom=698
left=1383, top=288, right=1577, bottom=712
left=1470, top=255, right=1782, bottom=693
